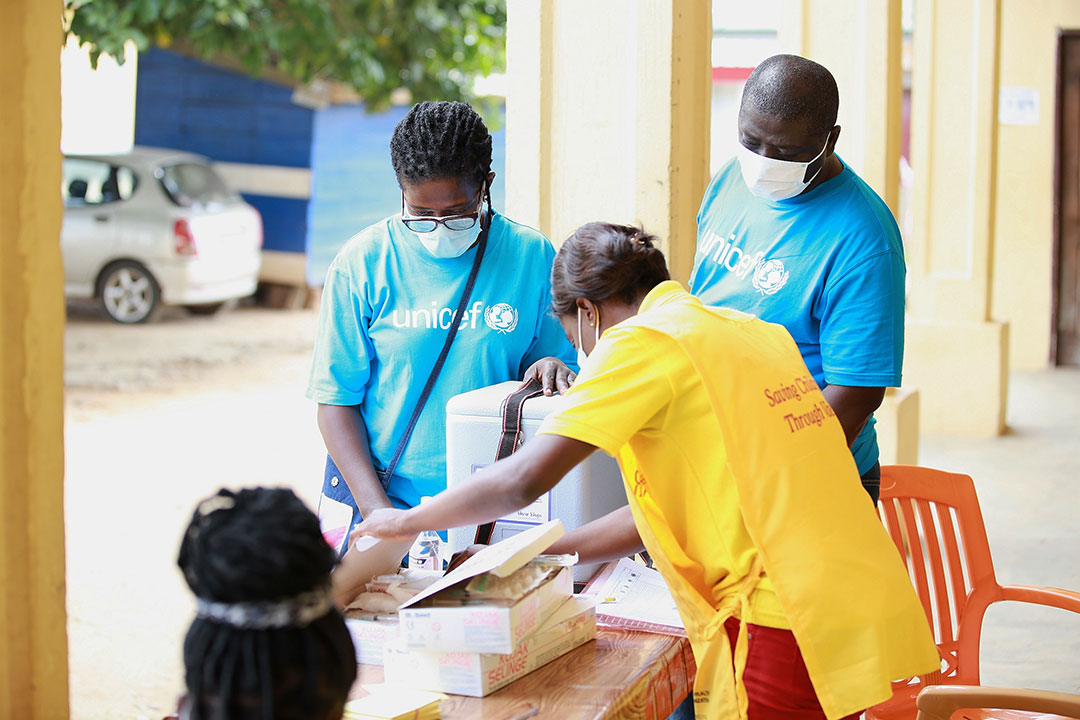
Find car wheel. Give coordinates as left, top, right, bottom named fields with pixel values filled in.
left=97, top=260, right=161, bottom=324
left=183, top=301, right=227, bottom=316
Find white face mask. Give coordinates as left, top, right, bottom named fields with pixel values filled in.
left=416, top=221, right=483, bottom=259
left=736, top=140, right=829, bottom=201
left=576, top=306, right=600, bottom=366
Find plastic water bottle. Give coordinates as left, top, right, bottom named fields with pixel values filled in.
left=408, top=497, right=443, bottom=571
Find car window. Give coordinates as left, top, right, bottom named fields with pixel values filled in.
left=157, top=162, right=239, bottom=208
left=62, top=159, right=138, bottom=208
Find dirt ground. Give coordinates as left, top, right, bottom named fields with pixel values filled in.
left=64, top=300, right=328, bottom=720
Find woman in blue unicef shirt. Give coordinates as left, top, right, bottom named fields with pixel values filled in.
left=306, top=101, right=576, bottom=555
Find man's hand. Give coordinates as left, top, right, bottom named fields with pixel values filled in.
left=522, top=356, right=576, bottom=396
left=351, top=507, right=415, bottom=543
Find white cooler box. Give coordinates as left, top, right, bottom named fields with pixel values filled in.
left=445, top=381, right=627, bottom=582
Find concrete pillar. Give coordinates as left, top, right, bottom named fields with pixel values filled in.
left=876, top=387, right=921, bottom=466
left=505, top=0, right=711, bottom=283
left=778, top=0, right=917, bottom=452
left=904, top=0, right=1009, bottom=435
left=779, top=0, right=904, bottom=215
left=0, top=1, right=70, bottom=718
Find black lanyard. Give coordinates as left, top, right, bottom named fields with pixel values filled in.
left=377, top=216, right=490, bottom=489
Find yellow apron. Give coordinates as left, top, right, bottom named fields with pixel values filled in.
left=610, top=286, right=940, bottom=720
left=625, top=492, right=764, bottom=720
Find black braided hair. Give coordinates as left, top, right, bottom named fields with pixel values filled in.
left=178, top=488, right=356, bottom=720
left=551, top=222, right=671, bottom=316
left=389, top=100, right=493, bottom=207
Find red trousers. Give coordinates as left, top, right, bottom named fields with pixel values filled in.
left=723, top=617, right=863, bottom=720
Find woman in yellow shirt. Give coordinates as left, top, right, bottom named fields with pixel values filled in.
left=355, top=222, right=938, bottom=720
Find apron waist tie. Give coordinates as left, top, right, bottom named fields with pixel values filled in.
left=701, top=557, right=765, bottom=720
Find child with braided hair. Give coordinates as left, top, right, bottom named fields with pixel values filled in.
left=308, top=100, right=575, bottom=556
left=177, top=487, right=356, bottom=720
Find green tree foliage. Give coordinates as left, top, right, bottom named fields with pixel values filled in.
left=65, top=0, right=506, bottom=110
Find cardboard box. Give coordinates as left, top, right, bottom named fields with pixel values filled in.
left=344, top=613, right=399, bottom=666
left=385, top=596, right=597, bottom=697
left=399, top=565, right=572, bottom=654
left=397, top=520, right=573, bottom=655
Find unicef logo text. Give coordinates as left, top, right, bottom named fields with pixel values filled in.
left=484, top=303, right=519, bottom=333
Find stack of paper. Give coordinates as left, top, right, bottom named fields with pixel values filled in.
left=342, top=686, right=445, bottom=720
left=591, top=557, right=685, bottom=637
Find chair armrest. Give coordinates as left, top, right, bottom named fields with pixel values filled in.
left=999, top=584, right=1080, bottom=613
left=917, top=685, right=1080, bottom=720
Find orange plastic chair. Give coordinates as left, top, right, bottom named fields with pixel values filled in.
left=916, top=685, right=1080, bottom=720
left=867, top=465, right=1080, bottom=720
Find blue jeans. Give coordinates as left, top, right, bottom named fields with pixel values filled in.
left=667, top=694, right=695, bottom=720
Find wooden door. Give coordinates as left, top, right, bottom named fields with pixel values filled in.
left=1055, top=32, right=1080, bottom=365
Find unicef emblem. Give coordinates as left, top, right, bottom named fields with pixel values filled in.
left=484, top=303, right=519, bottom=333
left=751, top=259, right=790, bottom=296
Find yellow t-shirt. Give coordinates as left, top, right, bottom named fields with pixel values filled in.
left=538, top=281, right=938, bottom=720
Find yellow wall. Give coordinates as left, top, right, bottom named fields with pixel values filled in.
left=505, top=0, right=711, bottom=281
left=0, top=1, right=70, bottom=718
left=992, top=0, right=1080, bottom=370
left=779, top=0, right=903, bottom=214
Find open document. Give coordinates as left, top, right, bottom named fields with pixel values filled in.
left=591, top=557, right=686, bottom=637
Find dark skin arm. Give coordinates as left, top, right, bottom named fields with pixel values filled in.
left=433, top=387, right=885, bottom=571
left=453, top=389, right=886, bottom=565
left=447, top=505, right=643, bottom=572
left=352, top=434, right=597, bottom=542
left=544, top=505, right=643, bottom=563
left=821, top=385, right=886, bottom=449
left=317, top=403, right=394, bottom=517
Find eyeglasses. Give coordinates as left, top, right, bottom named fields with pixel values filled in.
left=401, top=186, right=485, bottom=233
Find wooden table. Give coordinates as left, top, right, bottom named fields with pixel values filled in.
left=350, top=626, right=695, bottom=720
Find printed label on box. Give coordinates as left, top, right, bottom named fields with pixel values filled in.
left=385, top=597, right=597, bottom=697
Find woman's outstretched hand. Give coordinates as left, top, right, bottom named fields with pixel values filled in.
left=350, top=507, right=415, bottom=544
left=522, top=357, right=576, bottom=396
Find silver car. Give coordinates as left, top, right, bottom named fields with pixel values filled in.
left=61, top=147, right=263, bottom=323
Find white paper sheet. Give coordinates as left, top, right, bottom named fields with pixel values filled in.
left=594, top=557, right=685, bottom=636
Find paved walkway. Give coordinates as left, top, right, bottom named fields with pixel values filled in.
left=919, top=367, right=1080, bottom=693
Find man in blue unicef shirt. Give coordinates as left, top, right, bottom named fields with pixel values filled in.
left=690, top=54, right=906, bottom=504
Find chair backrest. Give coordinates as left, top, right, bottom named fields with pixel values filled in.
left=916, top=685, right=1080, bottom=720
left=878, top=465, right=1001, bottom=686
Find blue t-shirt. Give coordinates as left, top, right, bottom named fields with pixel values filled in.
left=689, top=157, right=906, bottom=475
left=307, top=211, right=575, bottom=508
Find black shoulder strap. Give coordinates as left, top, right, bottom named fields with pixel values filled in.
left=474, top=377, right=547, bottom=544
left=378, top=220, right=490, bottom=489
